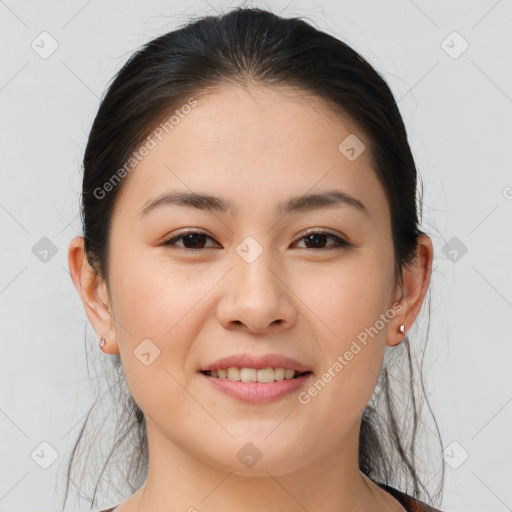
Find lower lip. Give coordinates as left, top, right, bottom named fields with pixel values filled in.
left=200, top=372, right=313, bottom=403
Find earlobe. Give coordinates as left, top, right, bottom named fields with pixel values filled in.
left=386, top=319, right=406, bottom=347
left=68, top=236, right=118, bottom=354
left=98, top=336, right=117, bottom=355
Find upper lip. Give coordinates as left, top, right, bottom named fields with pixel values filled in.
left=200, top=354, right=312, bottom=373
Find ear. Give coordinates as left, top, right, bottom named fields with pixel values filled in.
left=67, top=236, right=119, bottom=354
left=387, top=234, right=433, bottom=347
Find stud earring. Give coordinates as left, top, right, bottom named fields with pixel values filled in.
left=399, top=324, right=405, bottom=334
left=99, top=337, right=108, bottom=349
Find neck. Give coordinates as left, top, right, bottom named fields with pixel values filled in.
left=125, top=419, right=394, bottom=512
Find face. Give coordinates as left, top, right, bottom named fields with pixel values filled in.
left=82, top=84, right=408, bottom=476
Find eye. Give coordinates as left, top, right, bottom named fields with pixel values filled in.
left=162, top=230, right=219, bottom=251
left=292, top=230, right=351, bottom=250
left=161, top=229, right=351, bottom=251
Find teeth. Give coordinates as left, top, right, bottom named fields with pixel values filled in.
left=256, top=368, right=273, bottom=383
left=273, top=367, right=285, bottom=381
left=240, top=368, right=257, bottom=382
left=284, top=369, right=295, bottom=380
left=227, top=367, right=240, bottom=381
left=206, top=367, right=305, bottom=382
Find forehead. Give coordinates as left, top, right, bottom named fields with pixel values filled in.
left=111, top=83, right=389, bottom=224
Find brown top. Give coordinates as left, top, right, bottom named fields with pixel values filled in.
left=99, top=481, right=444, bottom=512
left=377, top=482, right=444, bottom=512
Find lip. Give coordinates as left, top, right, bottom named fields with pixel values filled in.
left=200, top=371, right=313, bottom=403
left=199, top=353, right=312, bottom=373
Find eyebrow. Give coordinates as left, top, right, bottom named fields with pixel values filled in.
left=139, top=189, right=369, bottom=218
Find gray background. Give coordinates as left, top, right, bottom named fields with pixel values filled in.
left=1, top=1, right=511, bottom=511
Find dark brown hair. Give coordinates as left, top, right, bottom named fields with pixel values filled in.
left=62, top=6, right=444, bottom=510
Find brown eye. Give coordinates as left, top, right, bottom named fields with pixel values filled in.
left=162, top=231, right=218, bottom=250
left=161, top=230, right=350, bottom=252
left=294, top=231, right=350, bottom=250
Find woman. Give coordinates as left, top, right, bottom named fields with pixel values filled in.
left=66, top=6, right=446, bottom=512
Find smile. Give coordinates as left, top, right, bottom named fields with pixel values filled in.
left=200, top=368, right=313, bottom=403
left=201, top=367, right=311, bottom=383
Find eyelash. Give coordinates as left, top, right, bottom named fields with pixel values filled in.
left=161, top=230, right=351, bottom=252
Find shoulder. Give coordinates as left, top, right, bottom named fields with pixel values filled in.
left=377, top=482, right=445, bottom=512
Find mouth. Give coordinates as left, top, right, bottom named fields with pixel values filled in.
left=199, top=367, right=314, bottom=403
left=200, top=367, right=313, bottom=383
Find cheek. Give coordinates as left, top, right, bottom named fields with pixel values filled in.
left=295, top=256, right=392, bottom=403
left=305, top=258, right=392, bottom=346
left=109, top=244, right=207, bottom=336
left=108, top=253, right=207, bottom=423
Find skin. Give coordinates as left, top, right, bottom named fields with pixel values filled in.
left=68, top=84, right=433, bottom=512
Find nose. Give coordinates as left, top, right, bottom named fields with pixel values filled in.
left=215, top=252, right=298, bottom=334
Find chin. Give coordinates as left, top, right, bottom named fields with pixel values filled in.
left=201, top=437, right=312, bottom=477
